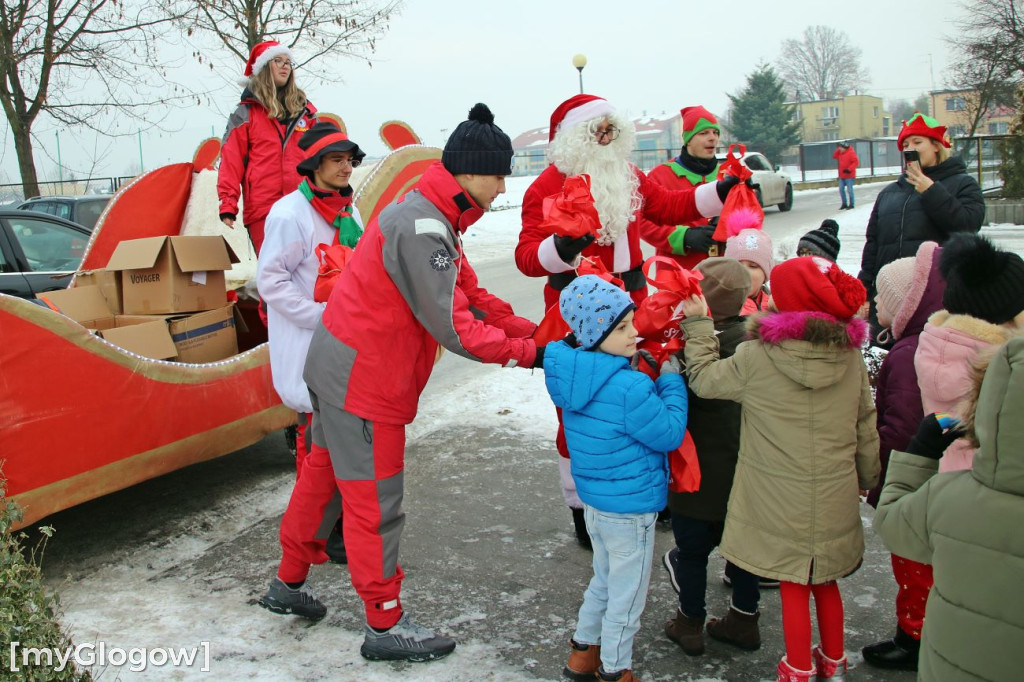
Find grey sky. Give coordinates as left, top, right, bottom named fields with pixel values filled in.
left=1, top=0, right=964, bottom=185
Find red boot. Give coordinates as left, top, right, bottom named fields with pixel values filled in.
left=776, top=657, right=815, bottom=682
left=812, top=645, right=848, bottom=680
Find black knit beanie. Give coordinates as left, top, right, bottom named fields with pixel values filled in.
left=798, top=219, right=841, bottom=262
left=442, top=103, right=514, bottom=176
left=940, top=232, right=1024, bottom=324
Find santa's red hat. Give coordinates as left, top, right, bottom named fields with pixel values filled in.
left=770, top=256, right=866, bottom=318
left=240, top=40, right=294, bottom=85
left=548, top=94, right=616, bottom=142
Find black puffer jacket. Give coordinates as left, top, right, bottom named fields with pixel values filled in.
left=668, top=317, right=746, bottom=522
left=858, top=156, right=984, bottom=294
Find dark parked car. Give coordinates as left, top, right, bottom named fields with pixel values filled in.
left=16, top=194, right=112, bottom=230
left=0, top=209, right=92, bottom=299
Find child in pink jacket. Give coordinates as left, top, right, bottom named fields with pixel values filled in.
left=915, top=233, right=1024, bottom=473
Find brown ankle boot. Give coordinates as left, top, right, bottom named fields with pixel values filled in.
left=665, top=609, right=705, bottom=655
left=598, top=668, right=639, bottom=682
left=564, top=639, right=601, bottom=681
left=706, top=606, right=761, bottom=651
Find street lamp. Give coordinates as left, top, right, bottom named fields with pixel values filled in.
left=572, top=54, right=587, bottom=94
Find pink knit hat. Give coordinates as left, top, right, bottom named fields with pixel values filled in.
left=875, top=256, right=916, bottom=326
left=891, top=241, right=942, bottom=339
left=725, top=228, right=774, bottom=278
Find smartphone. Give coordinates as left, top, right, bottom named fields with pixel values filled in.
left=903, top=149, right=921, bottom=165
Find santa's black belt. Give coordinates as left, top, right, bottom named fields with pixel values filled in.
left=548, top=265, right=646, bottom=292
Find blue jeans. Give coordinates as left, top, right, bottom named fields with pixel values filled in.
left=574, top=505, right=657, bottom=673
left=671, top=515, right=760, bottom=619
left=839, top=177, right=855, bottom=207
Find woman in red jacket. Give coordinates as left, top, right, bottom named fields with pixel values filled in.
left=832, top=141, right=859, bottom=210
left=218, top=40, right=317, bottom=254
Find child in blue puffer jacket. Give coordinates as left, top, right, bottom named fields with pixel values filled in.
left=544, top=275, right=689, bottom=682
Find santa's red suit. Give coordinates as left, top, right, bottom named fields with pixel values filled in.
left=514, top=95, right=723, bottom=471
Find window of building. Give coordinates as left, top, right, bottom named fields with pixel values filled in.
left=873, top=106, right=879, bottom=118
left=989, top=121, right=1009, bottom=134
left=946, top=97, right=966, bottom=111
left=948, top=125, right=967, bottom=137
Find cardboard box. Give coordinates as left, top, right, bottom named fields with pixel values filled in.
left=75, top=269, right=123, bottom=314
left=100, top=319, right=177, bottom=360
left=105, top=236, right=239, bottom=315
left=168, top=303, right=245, bottom=363
left=36, top=286, right=115, bottom=330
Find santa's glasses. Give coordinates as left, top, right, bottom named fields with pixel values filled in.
left=593, top=125, right=620, bottom=142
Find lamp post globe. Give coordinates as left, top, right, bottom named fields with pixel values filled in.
left=572, top=53, right=587, bottom=94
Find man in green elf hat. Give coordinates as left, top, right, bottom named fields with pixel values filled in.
left=640, top=105, right=724, bottom=269
left=256, top=120, right=365, bottom=566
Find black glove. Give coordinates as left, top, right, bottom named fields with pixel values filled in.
left=716, top=174, right=741, bottom=202
left=906, top=413, right=961, bottom=459
left=531, top=344, right=546, bottom=369
left=682, top=225, right=716, bottom=254
left=629, top=349, right=658, bottom=372
left=554, top=233, right=596, bottom=264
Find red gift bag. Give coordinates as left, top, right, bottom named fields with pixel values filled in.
left=713, top=144, right=764, bottom=242
left=540, top=174, right=601, bottom=239
left=313, top=243, right=354, bottom=303
left=633, top=256, right=704, bottom=344
left=669, top=430, right=701, bottom=493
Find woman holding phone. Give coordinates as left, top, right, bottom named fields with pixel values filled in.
left=858, top=112, right=984, bottom=343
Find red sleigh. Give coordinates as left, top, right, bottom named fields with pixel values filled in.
left=0, top=120, right=440, bottom=529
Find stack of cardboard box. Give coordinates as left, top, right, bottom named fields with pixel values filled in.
left=38, top=235, right=247, bottom=363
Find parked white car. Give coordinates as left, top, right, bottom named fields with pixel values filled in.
left=717, top=151, right=793, bottom=212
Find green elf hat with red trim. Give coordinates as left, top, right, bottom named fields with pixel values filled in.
left=897, top=112, right=952, bottom=149
left=681, top=105, right=720, bottom=145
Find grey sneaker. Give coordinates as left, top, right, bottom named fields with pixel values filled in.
left=258, top=578, right=327, bottom=621
left=360, top=612, right=456, bottom=662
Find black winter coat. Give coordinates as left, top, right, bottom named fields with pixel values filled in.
left=858, top=156, right=984, bottom=294
left=668, top=317, right=746, bottom=522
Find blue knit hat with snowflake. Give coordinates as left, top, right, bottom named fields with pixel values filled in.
left=559, top=275, right=635, bottom=350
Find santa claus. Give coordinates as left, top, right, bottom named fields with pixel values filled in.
left=515, top=94, right=740, bottom=548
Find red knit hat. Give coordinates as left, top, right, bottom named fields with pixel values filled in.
left=897, top=112, right=951, bottom=150
left=681, top=105, right=720, bottom=145
left=770, top=256, right=866, bottom=318
left=548, top=94, right=616, bottom=142
left=241, top=40, right=294, bottom=83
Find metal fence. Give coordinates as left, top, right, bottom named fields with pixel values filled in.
left=514, top=134, right=1014, bottom=191
left=0, top=176, right=135, bottom=205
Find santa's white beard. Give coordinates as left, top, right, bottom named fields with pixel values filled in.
left=550, top=121, right=641, bottom=246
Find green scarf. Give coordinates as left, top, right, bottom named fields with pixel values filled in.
left=298, top=179, right=362, bottom=247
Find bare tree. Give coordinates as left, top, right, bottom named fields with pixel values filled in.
left=946, top=1, right=1023, bottom=159
left=888, top=94, right=932, bottom=126
left=0, top=0, right=193, bottom=197
left=180, top=0, right=403, bottom=83
left=776, top=25, right=870, bottom=101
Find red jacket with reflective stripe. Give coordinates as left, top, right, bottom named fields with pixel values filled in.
left=217, top=92, right=317, bottom=226
left=314, top=162, right=537, bottom=425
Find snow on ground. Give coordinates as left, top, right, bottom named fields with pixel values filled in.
left=48, top=174, right=1023, bottom=681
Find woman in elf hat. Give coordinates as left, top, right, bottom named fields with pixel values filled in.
left=679, top=256, right=880, bottom=681
left=218, top=40, right=318, bottom=255
left=857, top=112, right=984, bottom=344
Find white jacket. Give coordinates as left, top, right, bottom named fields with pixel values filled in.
left=257, top=190, right=362, bottom=412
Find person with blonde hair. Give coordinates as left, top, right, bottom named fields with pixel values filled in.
left=218, top=40, right=317, bottom=254
left=857, top=113, right=983, bottom=342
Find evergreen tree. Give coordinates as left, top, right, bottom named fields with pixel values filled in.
left=727, top=63, right=802, bottom=162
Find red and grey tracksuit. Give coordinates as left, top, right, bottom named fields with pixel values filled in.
left=217, top=90, right=316, bottom=254
left=275, top=162, right=538, bottom=628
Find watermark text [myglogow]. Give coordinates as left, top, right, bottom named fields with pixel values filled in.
left=8, top=641, right=210, bottom=673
